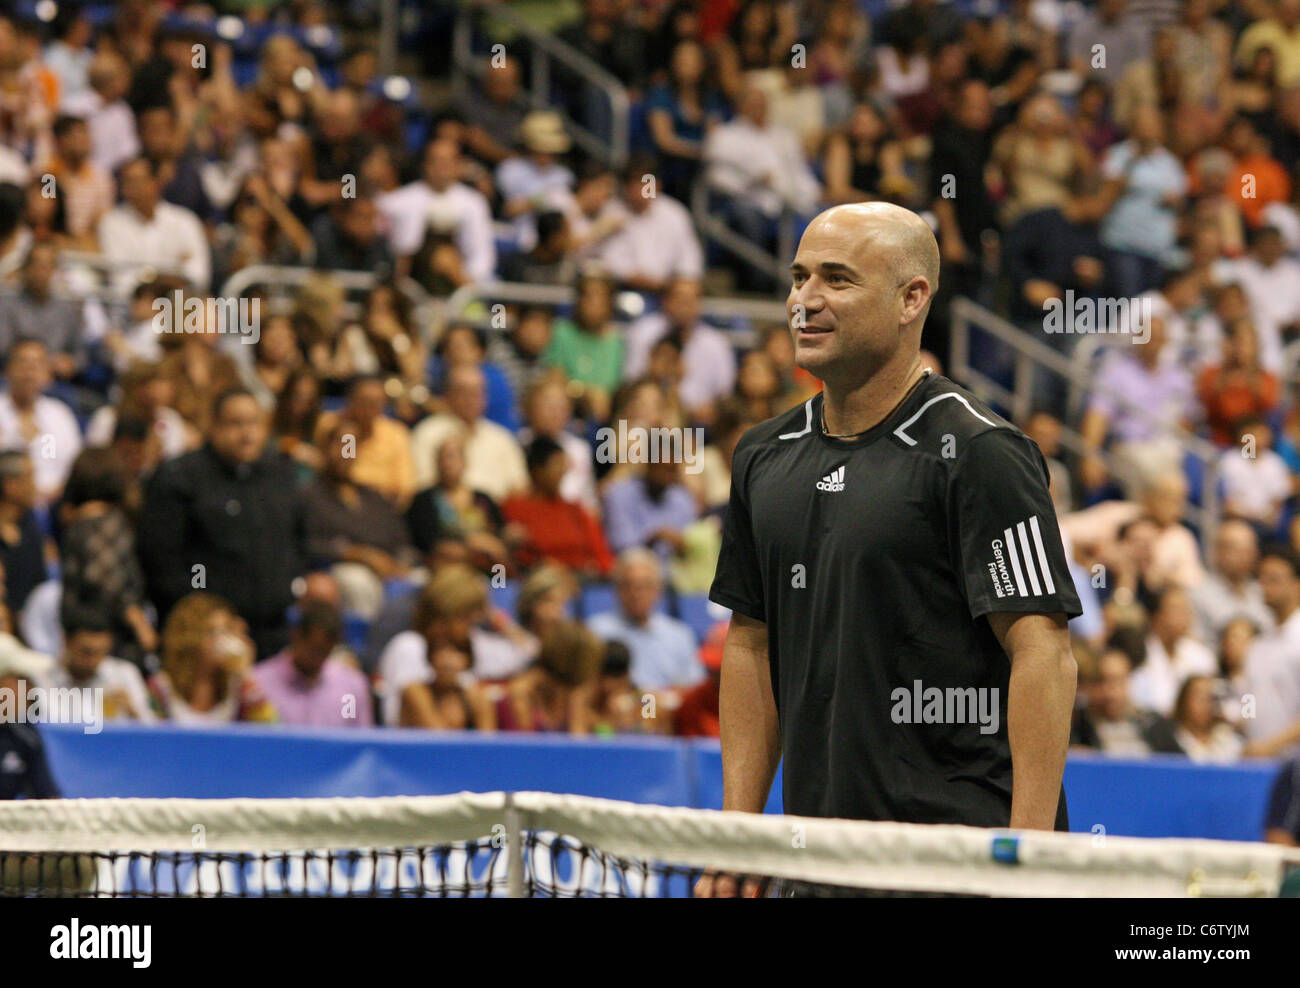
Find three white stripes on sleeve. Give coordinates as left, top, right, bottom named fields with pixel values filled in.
left=1001, top=516, right=1056, bottom=597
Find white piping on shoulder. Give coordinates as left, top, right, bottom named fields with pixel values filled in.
left=892, top=392, right=998, bottom=446
left=778, top=398, right=815, bottom=440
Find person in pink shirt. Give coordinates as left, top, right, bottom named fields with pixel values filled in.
left=253, top=599, right=373, bottom=728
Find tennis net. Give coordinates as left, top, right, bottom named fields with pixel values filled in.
left=1, top=791, right=1297, bottom=897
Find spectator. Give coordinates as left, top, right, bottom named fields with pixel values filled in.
left=410, top=363, right=528, bottom=501
left=498, top=618, right=604, bottom=733
left=48, top=615, right=153, bottom=722
left=542, top=272, right=624, bottom=421
left=644, top=39, right=728, bottom=203
left=624, top=278, right=738, bottom=420
left=0, top=451, right=44, bottom=620
left=1192, top=519, right=1274, bottom=641
left=0, top=339, right=82, bottom=505
left=603, top=459, right=700, bottom=562
left=40, top=115, right=113, bottom=247
left=238, top=314, right=303, bottom=413
left=98, top=157, right=210, bottom=293
left=430, top=323, right=517, bottom=433
left=1067, top=0, right=1153, bottom=86
left=1235, top=0, right=1300, bottom=89
left=58, top=447, right=155, bottom=666
left=495, top=111, right=576, bottom=254
left=86, top=360, right=193, bottom=460
left=0, top=243, right=87, bottom=381
left=375, top=563, right=531, bottom=724
left=702, top=85, right=820, bottom=287
left=138, top=387, right=306, bottom=658
left=314, top=375, right=416, bottom=509
left=593, top=155, right=704, bottom=292
left=1214, top=226, right=1300, bottom=374
left=1079, top=319, right=1196, bottom=498
left=1221, top=416, right=1292, bottom=536
left=0, top=640, right=60, bottom=799
left=1241, top=544, right=1300, bottom=755
left=1096, top=105, right=1187, bottom=297
left=1197, top=318, right=1280, bottom=446
left=455, top=55, right=528, bottom=168
left=574, top=639, right=645, bottom=735
left=311, top=194, right=393, bottom=275
left=398, top=638, right=496, bottom=731
left=674, top=617, right=725, bottom=737
left=137, top=103, right=212, bottom=220
left=518, top=375, right=599, bottom=514
left=375, top=137, right=495, bottom=283
left=148, top=592, right=276, bottom=723
left=503, top=436, right=614, bottom=577
left=62, top=49, right=138, bottom=175
left=304, top=418, right=415, bottom=619
left=587, top=548, right=704, bottom=692
left=253, top=600, right=372, bottom=728
left=485, top=307, right=553, bottom=413
left=1264, top=755, right=1300, bottom=844
left=1129, top=587, right=1217, bottom=716
left=405, top=433, right=507, bottom=566
left=1171, top=674, right=1244, bottom=762
left=1070, top=644, right=1182, bottom=755
left=500, top=209, right=575, bottom=287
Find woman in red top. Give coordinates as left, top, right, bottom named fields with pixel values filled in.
left=502, top=437, right=614, bottom=576
left=1198, top=316, right=1279, bottom=446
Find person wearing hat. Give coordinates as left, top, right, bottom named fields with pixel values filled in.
left=495, top=111, right=576, bottom=253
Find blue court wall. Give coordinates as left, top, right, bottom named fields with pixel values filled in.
left=37, top=724, right=1284, bottom=842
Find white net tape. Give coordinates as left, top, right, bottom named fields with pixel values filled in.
left=2, top=791, right=1298, bottom=897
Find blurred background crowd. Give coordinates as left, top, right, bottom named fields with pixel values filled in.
left=0, top=0, right=1297, bottom=838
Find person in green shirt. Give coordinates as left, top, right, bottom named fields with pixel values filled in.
left=543, top=272, right=624, bottom=420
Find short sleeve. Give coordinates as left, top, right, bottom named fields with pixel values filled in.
left=948, top=430, right=1083, bottom=621
left=708, top=445, right=765, bottom=622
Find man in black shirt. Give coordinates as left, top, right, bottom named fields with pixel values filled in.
left=139, top=387, right=307, bottom=658
left=699, top=203, right=1080, bottom=895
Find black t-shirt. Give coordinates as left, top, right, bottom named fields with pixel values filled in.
left=709, top=373, right=1082, bottom=828
left=0, top=724, right=60, bottom=799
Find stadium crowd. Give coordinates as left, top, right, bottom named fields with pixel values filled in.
left=0, top=0, right=1298, bottom=835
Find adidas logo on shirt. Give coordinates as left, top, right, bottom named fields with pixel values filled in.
left=816, top=465, right=846, bottom=492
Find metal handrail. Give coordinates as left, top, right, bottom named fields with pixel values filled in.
left=690, top=180, right=796, bottom=292
left=452, top=0, right=630, bottom=167
left=950, top=296, right=1223, bottom=547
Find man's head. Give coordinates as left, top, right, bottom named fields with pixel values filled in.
left=324, top=419, right=359, bottom=483
left=137, top=104, right=177, bottom=161
left=1150, top=586, right=1192, bottom=642
left=52, top=115, right=90, bottom=166
left=0, top=450, right=34, bottom=511
left=787, top=203, right=939, bottom=388
left=1140, top=471, right=1187, bottom=528
left=63, top=617, right=114, bottom=682
left=422, top=138, right=460, bottom=192
left=1251, top=225, right=1286, bottom=266
left=1258, top=544, right=1300, bottom=619
left=118, top=157, right=160, bottom=216
left=1088, top=647, right=1134, bottom=720
left=954, top=79, right=994, bottom=131
left=1213, top=519, right=1259, bottom=582
left=289, top=599, right=342, bottom=680
left=661, top=278, right=702, bottom=331
left=21, top=241, right=58, bottom=299
left=482, top=55, right=520, bottom=103
left=613, top=548, right=663, bottom=625
left=524, top=376, right=573, bottom=438
left=209, top=387, right=268, bottom=465
left=345, top=375, right=387, bottom=431
left=738, top=85, right=769, bottom=127
left=5, top=339, right=51, bottom=406
left=444, top=363, right=487, bottom=425
left=525, top=436, right=568, bottom=499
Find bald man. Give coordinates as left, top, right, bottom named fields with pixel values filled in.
left=701, top=204, right=1082, bottom=896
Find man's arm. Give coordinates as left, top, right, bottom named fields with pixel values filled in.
left=987, top=610, right=1076, bottom=831
left=718, top=612, right=780, bottom=813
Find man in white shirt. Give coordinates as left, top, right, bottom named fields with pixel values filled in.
left=1211, top=227, right=1300, bottom=374
left=375, top=138, right=496, bottom=283
left=1191, top=519, right=1274, bottom=643
left=1129, top=585, right=1218, bottom=715
left=409, top=363, right=528, bottom=501
left=624, top=277, right=737, bottom=416
left=703, top=85, right=821, bottom=225
left=593, top=155, right=704, bottom=292
left=98, top=157, right=209, bottom=295
left=0, top=340, right=82, bottom=505
left=47, top=619, right=155, bottom=723
left=1243, top=546, right=1300, bottom=753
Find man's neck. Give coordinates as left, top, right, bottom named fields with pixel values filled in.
left=1274, top=599, right=1299, bottom=627
left=820, top=353, right=925, bottom=437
